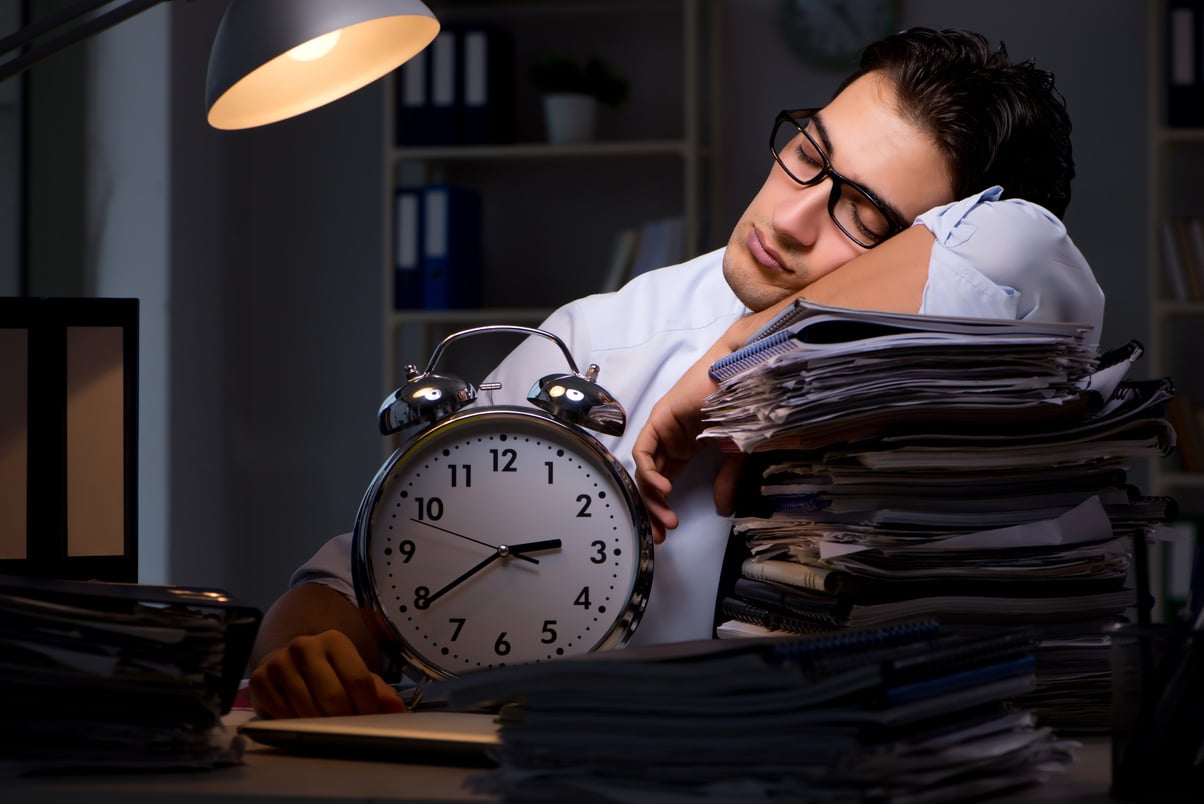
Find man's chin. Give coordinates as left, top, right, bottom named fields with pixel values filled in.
left=723, top=260, right=794, bottom=313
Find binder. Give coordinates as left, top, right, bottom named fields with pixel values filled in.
left=457, top=24, right=516, bottom=145
left=421, top=185, right=482, bottom=310
left=427, top=28, right=459, bottom=144
left=1166, top=1, right=1204, bottom=127
left=394, top=187, right=424, bottom=310
left=394, top=47, right=431, bottom=146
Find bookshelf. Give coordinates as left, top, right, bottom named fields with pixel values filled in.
left=379, top=0, right=717, bottom=426
left=1147, top=1, right=1204, bottom=623
left=1147, top=2, right=1204, bottom=508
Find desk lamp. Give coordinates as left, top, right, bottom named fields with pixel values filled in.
left=0, top=0, right=441, bottom=129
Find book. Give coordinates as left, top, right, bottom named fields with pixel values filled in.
left=394, top=187, right=423, bottom=310
left=421, top=185, right=482, bottom=310
left=1166, top=1, right=1204, bottom=127
left=394, top=45, right=431, bottom=146
left=719, top=592, right=840, bottom=633
left=394, top=28, right=460, bottom=146
left=1173, top=217, right=1203, bottom=299
left=457, top=24, right=516, bottom=145
left=738, top=560, right=1127, bottom=602
left=1166, top=391, right=1204, bottom=472
left=427, top=28, right=458, bottom=144
left=710, top=297, right=1093, bottom=383
left=627, top=215, right=686, bottom=279
left=1161, top=217, right=1192, bottom=301
left=435, top=619, right=944, bottom=712
left=0, top=574, right=261, bottom=772
left=600, top=226, right=641, bottom=292
left=428, top=619, right=1075, bottom=802
left=726, top=574, right=1136, bottom=629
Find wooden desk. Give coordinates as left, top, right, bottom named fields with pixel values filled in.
left=0, top=738, right=487, bottom=803
left=0, top=735, right=1118, bottom=803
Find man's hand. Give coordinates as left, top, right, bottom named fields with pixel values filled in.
left=633, top=226, right=936, bottom=541
left=633, top=313, right=768, bottom=543
left=247, top=582, right=402, bottom=719
left=249, top=629, right=405, bottom=719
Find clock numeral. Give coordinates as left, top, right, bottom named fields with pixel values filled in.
left=413, top=586, right=431, bottom=610
left=415, top=496, right=443, bottom=521
left=589, top=540, right=606, bottom=564
left=398, top=539, right=416, bottom=562
left=540, top=620, right=558, bottom=644
left=494, top=632, right=511, bottom=656
left=576, top=494, right=592, bottom=518
left=574, top=586, right=591, bottom=610
left=490, top=448, right=517, bottom=472
left=448, top=617, right=465, bottom=641
left=448, top=464, right=472, bottom=487
left=545, top=461, right=554, bottom=484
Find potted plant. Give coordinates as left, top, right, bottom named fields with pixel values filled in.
left=530, top=55, right=629, bottom=143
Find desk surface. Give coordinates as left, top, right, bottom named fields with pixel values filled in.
left=0, top=734, right=1117, bottom=804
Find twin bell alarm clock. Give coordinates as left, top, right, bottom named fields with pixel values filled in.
left=352, top=325, right=654, bottom=681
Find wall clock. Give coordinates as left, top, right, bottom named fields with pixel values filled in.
left=780, top=0, right=901, bottom=70
left=352, top=325, right=654, bottom=682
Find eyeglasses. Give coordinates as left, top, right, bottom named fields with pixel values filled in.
left=770, top=108, right=904, bottom=249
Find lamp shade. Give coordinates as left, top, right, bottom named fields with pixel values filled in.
left=206, top=0, right=440, bottom=130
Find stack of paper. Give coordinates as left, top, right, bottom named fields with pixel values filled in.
left=699, top=300, right=1178, bottom=732
left=436, top=621, right=1078, bottom=802
left=0, top=575, right=261, bottom=774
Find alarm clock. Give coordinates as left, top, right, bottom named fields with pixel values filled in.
left=352, top=325, right=654, bottom=681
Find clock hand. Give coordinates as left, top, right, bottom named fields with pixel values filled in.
left=424, top=540, right=561, bottom=607
left=505, top=538, right=562, bottom=555
left=424, top=552, right=502, bottom=606
left=409, top=518, right=538, bottom=565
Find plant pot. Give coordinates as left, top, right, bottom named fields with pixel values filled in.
left=542, top=93, right=598, bottom=144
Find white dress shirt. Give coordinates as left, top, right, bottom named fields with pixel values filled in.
left=291, top=190, right=1107, bottom=647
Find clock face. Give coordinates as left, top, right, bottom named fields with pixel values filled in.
left=354, top=406, right=653, bottom=680
left=780, top=0, right=900, bottom=70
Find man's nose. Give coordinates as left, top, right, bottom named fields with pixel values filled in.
left=772, top=179, right=830, bottom=246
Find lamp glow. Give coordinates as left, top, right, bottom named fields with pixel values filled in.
left=287, top=31, right=342, bottom=62
left=206, top=0, right=440, bottom=130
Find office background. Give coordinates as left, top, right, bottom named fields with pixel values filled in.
left=4, top=0, right=1147, bottom=613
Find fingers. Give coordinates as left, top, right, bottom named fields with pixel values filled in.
left=248, top=661, right=299, bottom=719
left=248, top=630, right=404, bottom=719
left=326, top=640, right=401, bottom=716
left=642, top=488, right=678, bottom=545
left=374, top=676, right=408, bottom=713
left=633, top=428, right=680, bottom=544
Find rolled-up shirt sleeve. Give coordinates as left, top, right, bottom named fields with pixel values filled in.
left=915, top=186, right=1105, bottom=343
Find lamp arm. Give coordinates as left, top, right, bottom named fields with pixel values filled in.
left=0, top=0, right=173, bottom=82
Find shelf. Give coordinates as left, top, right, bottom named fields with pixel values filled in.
left=1151, top=470, right=1204, bottom=488
left=390, top=308, right=552, bottom=327
left=1151, top=299, right=1204, bottom=314
left=379, top=0, right=711, bottom=412
left=438, top=0, right=680, bottom=18
left=1153, top=127, right=1204, bottom=146
left=391, top=139, right=698, bottom=162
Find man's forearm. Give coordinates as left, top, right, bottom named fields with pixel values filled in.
left=249, top=582, right=384, bottom=673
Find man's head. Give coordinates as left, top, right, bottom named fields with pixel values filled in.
left=723, top=27, right=1073, bottom=313
left=846, top=27, right=1074, bottom=219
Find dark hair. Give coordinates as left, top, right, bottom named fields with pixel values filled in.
left=837, top=28, right=1074, bottom=218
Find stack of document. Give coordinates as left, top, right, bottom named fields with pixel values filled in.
left=700, top=301, right=1178, bottom=732
left=0, top=575, right=261, bottom=774
left=436, top=621, right=1079, bottom=802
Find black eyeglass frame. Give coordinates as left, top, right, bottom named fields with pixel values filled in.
left=769, top=108, right=905, bottom=249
